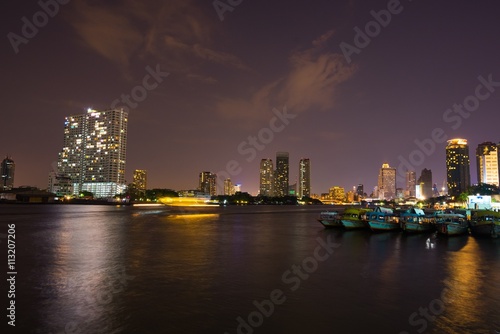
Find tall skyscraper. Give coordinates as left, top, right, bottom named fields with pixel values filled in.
left=405, top=171, right=416, bottom=197
left=378, top=163, right=396, bottom=200
left=199, top=171, right=217, bottom=196
left=1, top=156, right=15, bottom=190
left=57, top=108, right=128, bottom=198
left=259, top=159, right=274, bottom=196
left=446, top=138, right=470, bottom=196
left=223, top=178, right=234, bottom=196
left=274, top=152, right=289, bottom=197
left=418, top=168, right=433, bottom=199
left=133, top=170, right=147, bottom=196
left=476, top=142, right=499, bottom=187
left=298, top=158, right=311, bottom=198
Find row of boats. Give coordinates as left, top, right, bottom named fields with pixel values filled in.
left=317, top=207, right=500, bottom=238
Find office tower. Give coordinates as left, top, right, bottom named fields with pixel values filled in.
left=1, top=156, right=15, bottom=190
left=57, top=108, right=128, bottom=198
left=274, top=152, right=289, bottom=197
left=405, top=171, right=416, bottom=198
left=446, top=138, right=470, bottom=196
left=133, top=170, right=147, bottom=196
left=224, top=178, right=234, bottom=196
left=476, top=142, right=499, bottom=187
left=199, top=171, right=217, bottom=196
left=356, top=184, right=364, bottom=197
left=418, top=168, right=433, bottom=199
left=298, top=158, right=311, bottom=198
left=378, top=163, right=396, bottom=200
left=259, top=159, right=274, bottom=196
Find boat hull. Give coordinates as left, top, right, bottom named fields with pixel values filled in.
left=436, top=223, right=468, bottom=236
left=318, top=219, right=343, bottom=228
left=341, top=219, right=368, bottom=230
left=469, top=222, right=499, bottom=238
left=368, top=221, right=401, bottom=232
left=401, top=222, right=435, bottom=233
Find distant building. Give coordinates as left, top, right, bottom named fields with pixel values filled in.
left=378, top=163, right=396, bottom=200
left=199, top=171, right=217, bottom=196
left=48, top=171, right=73, bottom=196
left=356, top=184, right=364, bottom=198
left=274, top=152, right=289, bottom=197
left=329, top=186, right=345, bottom=202
left=446, top=139, right=470, bottom=196
left=259, top=159, right=274, bottom=196
left=57, top=108, right=128, bottom=198
left=133, top=170, right=147, bottom=196
left=418, top=168, right=433, bottom=199
left=405, top=171, right=416, bottom=198
left=288, top=183, right=297, bottom=196
left=224, top=178, right=234, bottom=196
left=1, top=156, right=15, bottom=190
left=298, top=158, right=311, bottom=198
left=476, top=142, right=499, bottom=187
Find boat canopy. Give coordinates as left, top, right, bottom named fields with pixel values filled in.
left=374, top=206, right=393, bottom=214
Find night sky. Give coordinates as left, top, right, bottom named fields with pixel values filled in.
left=2, top=0, right=500, bottom=195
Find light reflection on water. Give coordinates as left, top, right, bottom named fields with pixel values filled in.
left=3, top=205, right=499, bottom=334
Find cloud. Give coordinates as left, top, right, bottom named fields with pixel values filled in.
left=214, top=30, right=357, bottom=123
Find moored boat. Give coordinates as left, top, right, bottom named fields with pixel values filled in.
left=400, top=208, right=435, bottom=233
left=469, top=210, right=500, bottom=238
left=339, top=207, right=371, bottom=229
left=367, top=207, right=400, bottom=232
left=317, top=211, right=343, bottom=228
left=435, top=213, right=469, bottom=236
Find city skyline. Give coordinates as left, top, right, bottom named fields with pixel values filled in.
left=2, top=1, right=500, bottom=194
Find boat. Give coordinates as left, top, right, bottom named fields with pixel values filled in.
left=435, top=212, right=469, bottom=236
left=400, top=208, right=435, bottom=233
left=317, top=211, right=343, bottom=228
left=339, top=207, right=371, bottom=229
left=469, top=210, right=500, bottom=238
left=367, top=207, right=401, bottom=232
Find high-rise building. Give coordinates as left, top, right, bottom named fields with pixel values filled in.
left=224, top=178, right=234, bottom=196
left=446, top=138, right=470, bottom=196
left=418, top=168, right=433, bottom=199
left=476, top=142, right=499, bottom=187
left=57, top=108, right=128, bottom=198
left=259, top=159, right=274, bottom=196
left=378, top=163, right=396, bottom=200
left=133, top=170, right=147, bottom=196
left=356, top=184, right=364, bottom=197
left=199, top=171, right=217, bottom=196
left=329, top=186, right=345, bottom=202
left=274, top=152, right=289, bottom=197
left=1, top=156, right=15, bottom=190
left=298, top=158, right=311, bottom=198
left=405, top=171, right=416, bottom=198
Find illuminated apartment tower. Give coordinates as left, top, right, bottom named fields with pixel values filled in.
left=133, top=170, right=147, bottom=196
left=259, top=159, right=274, bottom=196
left=1, top=156, right=15, bottom=190
left=418, top=168, right=433, bottom=199
left=57, top=108, right=128, bottom=198
left=224, top=178, right=235, bottom=196
left=405, top=171, right=416, bottom=197
left=476, top=142, right=499, bottom=187
left=199, top=171, right=217, bottom=196
left=274, top=152, right=289, bottom=197
left=298, top=158, right=311, bottom=198
left=446, top=139, right=470, bottom=196
left=378, top=163, right=396, bottom=200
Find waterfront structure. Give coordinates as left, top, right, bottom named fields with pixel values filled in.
left=378, top=163, right=396, bottom=200
left=274, top=152, right=289, bottom=197
left=259, top=159, right=274, bottom=196
left=446, top=139, right=470, bottom=196
left=224, top=178, right=235, bottom=196
left=57, top=108, right=128, bottom=198
left=476, top=142, right=499, bottom=187
left=418, top=168, right=433, bottom=199
left=48, top=171, right=73, bottom=196
left=133, top=170, right=147, bottom=196
left=199, top=171, right=217, bottom=196
left=298, top=158, right=311, bottom=198
left=1, top=156, right=15, bottom=190
left=405, top=171, right=416, bottom=198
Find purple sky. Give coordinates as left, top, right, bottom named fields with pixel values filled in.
left=2, top=0, right=500, bottom=195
